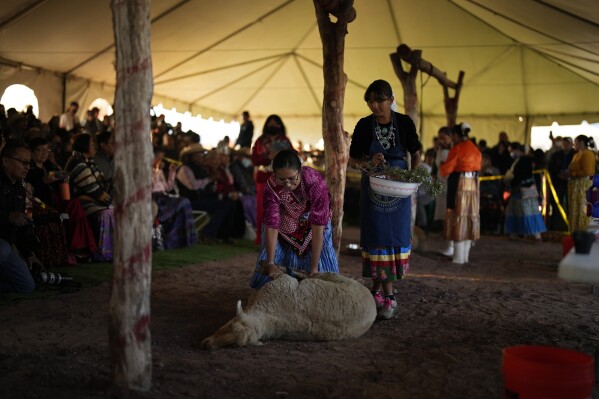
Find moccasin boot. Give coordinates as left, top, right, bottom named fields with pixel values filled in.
left=439, top=240, right=454, bottom=257
left=463, top=240, right=472, bottom=263
left=452, top=241, right=465, bottom=264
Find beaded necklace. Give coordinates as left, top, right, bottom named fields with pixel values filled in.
left=374, top=118, right=396, bottom=150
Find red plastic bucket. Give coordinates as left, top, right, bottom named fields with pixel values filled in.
left=562, top=235, right=574, bottom=257
left=502, top=346, right=594, bottom=399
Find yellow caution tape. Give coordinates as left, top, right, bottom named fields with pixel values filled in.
left=478, top=175, right=503, bottom=181
left=542, top=169, right=569, bottom=229
left=163, top=157, right=183, bottom=166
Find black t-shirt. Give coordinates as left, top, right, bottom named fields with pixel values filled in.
left=349, top=112, right=421, bottom=159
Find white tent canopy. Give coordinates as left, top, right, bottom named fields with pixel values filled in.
left=1, top=0, right=598, bottom=147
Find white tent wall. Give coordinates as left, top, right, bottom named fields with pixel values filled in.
left=0, top=65, right=63, bottom=122
left=65, top=77, right=115, bottom=120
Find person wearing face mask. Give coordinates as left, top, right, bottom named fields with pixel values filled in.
left=503, top=142, right=546, bottom=241
left=251, top=114, right=292, bottom=245
left=249, top=149, right=338, bottom=288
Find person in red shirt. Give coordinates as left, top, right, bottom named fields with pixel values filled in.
left=251, top=115, right=292, bottom=245
left=440, top=123, right=482, bottom=264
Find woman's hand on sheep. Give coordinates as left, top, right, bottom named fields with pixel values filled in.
left=308, top=267, right=318, bottom=278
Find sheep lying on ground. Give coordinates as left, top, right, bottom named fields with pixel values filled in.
left=201, top=267, right=377, bottom=350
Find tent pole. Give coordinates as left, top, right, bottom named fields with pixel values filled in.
left=61, top=73, right=67, bottom=112
left=524, top=115, right=532, bottom=147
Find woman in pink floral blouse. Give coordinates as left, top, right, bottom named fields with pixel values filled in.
left=249, top=149, right=338, bottom=288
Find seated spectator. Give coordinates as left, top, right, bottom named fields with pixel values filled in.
left=26, top=137, right=98, bottom=261
left=25, top=182, right=72, bottom=268
left=230, top=147, right=257, bottom=231
left=83, top=107, right=104, bottom=135
left=176, top=143, right=235, bottom=244
left=93, top=130, right=115, bottom=195
left=48, top=131, right=70, bottom=168
left=152, top=148, right=197, bottom=249
left=211, top=151, right=246, bottom=238
left=161, top=133, right=179, bottom=161
left=65, top=133, right=114, bottom=260
left=0, top=142, right=37, bottom=293
left=216, top=135, right=231, bottom=155
left=26, top=137, right=65, bottom=205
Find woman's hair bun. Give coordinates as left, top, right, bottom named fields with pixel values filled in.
left=451, top=122, right=471, bottom=137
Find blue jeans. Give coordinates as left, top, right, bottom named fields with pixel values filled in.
left=0, top=239, right=35, bottom=293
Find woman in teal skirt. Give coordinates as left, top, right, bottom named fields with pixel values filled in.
left=349, top=80, right=422, bottom=320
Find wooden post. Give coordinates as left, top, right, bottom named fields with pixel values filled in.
left=443, top=71, right=464, bottom=128
left=389, top=51, right=419, bottom=128
left=109, top=0, right=154, bottom=393
left=313, top=0, right=356, bottom=254
left=390, top=44, right=465, bottom=128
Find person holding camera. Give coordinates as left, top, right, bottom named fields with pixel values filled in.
left=0, top=141, right=39, bottom=293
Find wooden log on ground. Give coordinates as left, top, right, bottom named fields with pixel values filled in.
left=109, top=0, right=154, bottom=393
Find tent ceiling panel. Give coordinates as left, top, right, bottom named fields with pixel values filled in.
left=158, top=57, right=286, bottom=106
left=213, top=1, right=318, bottom=51
left=0, top=0, right=44, bottom=28
left=0, top=0, right=597, bottom=136
left=393, top=0, right=514, bottom=48
left=72, top=53, right=116, bottom=84
left=543, top=0, right=599, bottom=25
left=153, top=50, right=291, bottom=89
left=1, top=0, right=113, bottom=72
left=236, top=57, right=322, bottom=115
left=450, top=0, right=599, bottom=85
left=150, top=0, right=291, bottom=81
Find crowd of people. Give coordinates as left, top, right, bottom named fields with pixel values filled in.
left=418, top=127, right=598, bottom=240
left=1, top=92, right=597, bottom=309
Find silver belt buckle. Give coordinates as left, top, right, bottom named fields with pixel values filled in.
left=463, top=172, right=474, bottom=178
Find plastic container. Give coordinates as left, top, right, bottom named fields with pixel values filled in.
left=562, top=235, right=574, bottom=257
left=369, top=175, right=419, bottom=198
left=572, top=230, right=596, bottom=254
left=502, top=345, right=594, bottom=399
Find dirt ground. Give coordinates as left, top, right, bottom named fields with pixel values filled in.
left=1, top=227, right=598, bottom=399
